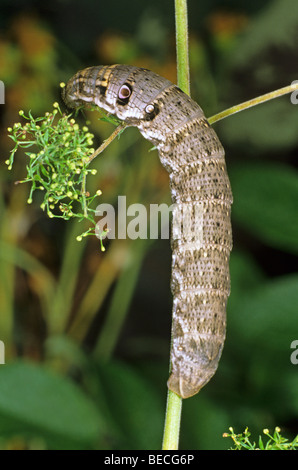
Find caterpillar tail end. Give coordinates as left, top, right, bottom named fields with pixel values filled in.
left=167, top=374, right=203, bottom=399
left=167, top=364, right=219, bottom=399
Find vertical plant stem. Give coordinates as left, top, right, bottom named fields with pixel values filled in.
left=175, top=0, right=190, bottom=96
left=162, top=0, right=190, bottom=450
left=162, top=390, right=183, bottom=450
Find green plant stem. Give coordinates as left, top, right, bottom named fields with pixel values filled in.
left=87, top=123, right=127, bottom=163
left=82, top=173, right=88, bottom=218
left=175, top=0, right=190, bottom=96
left=162, top=0, right=190, bottom=451
left=208, top=83, right=298, bottom=124
left=162, top=390, right=183, bottom=450
left=81, top=124, right=127, bottom=218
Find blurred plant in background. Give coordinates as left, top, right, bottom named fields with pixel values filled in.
left=0, top=0, right=298, bottom=450
left=223, top=426, right=298, bottom=450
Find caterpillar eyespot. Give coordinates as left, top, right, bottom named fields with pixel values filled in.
left=62, top=64, right=233, bottom=399
left=144, top=103, right=160, bottom=121
left=145, top=104, right=155, bottom=114
left=118, top=84, right=132, bottom=101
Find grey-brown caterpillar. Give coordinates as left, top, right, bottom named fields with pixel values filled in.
left=62, top=65, right=233, bottom=399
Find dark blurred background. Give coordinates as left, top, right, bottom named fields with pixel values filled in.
left=0, top=0, right=298, bottom=450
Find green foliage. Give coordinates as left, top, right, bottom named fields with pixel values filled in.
left=1, top=0, right=298, bottom=451
left=96, top=361, right=164, bottom=449
left=229, top=162, right=298, bottom=254
left=223, top=427, right=298, bottom=450
left=0, top=361, right=105, bottom=449
left=6, top=104, right=106, bottom=244
left=0, top=350, right=166, bottom=449
left=218, top=0, right=298, bottom=151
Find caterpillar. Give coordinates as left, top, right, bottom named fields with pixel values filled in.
left=62, top=65, right=233, bottom=399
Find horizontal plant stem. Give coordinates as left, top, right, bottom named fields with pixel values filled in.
left=208, top=83, right=298, bottom=124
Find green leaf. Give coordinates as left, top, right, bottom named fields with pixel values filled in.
left=229, top=273, right=298, bottom=356
left=282, top=374, right=298, bottom=415
left=258, top=436, right=265, bottom=450
left=230, top=162, right=298, bottom=254
left=0, top=361, right=105, bottom=449
left=183, top=394, right=231, bottom=450
left=229, top=250, right=266, bottom=296
left=96, top=361, right=164, bottom=450
left=228, top=0, right=298, bottom=66
left=219, top=0, right=298, bottom=152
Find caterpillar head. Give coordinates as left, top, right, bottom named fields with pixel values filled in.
left=62, top=64, right=204, bottom=150
left=62, top=64, right=172, bottom=126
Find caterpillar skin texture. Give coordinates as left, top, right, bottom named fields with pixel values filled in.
left=62, top=65, right=233, bottom=399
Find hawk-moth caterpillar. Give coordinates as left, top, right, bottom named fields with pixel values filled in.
left=62, top=64, right=233, bottom=399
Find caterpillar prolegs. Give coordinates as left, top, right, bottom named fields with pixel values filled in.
left=62, top=65, right=233, bottom=399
